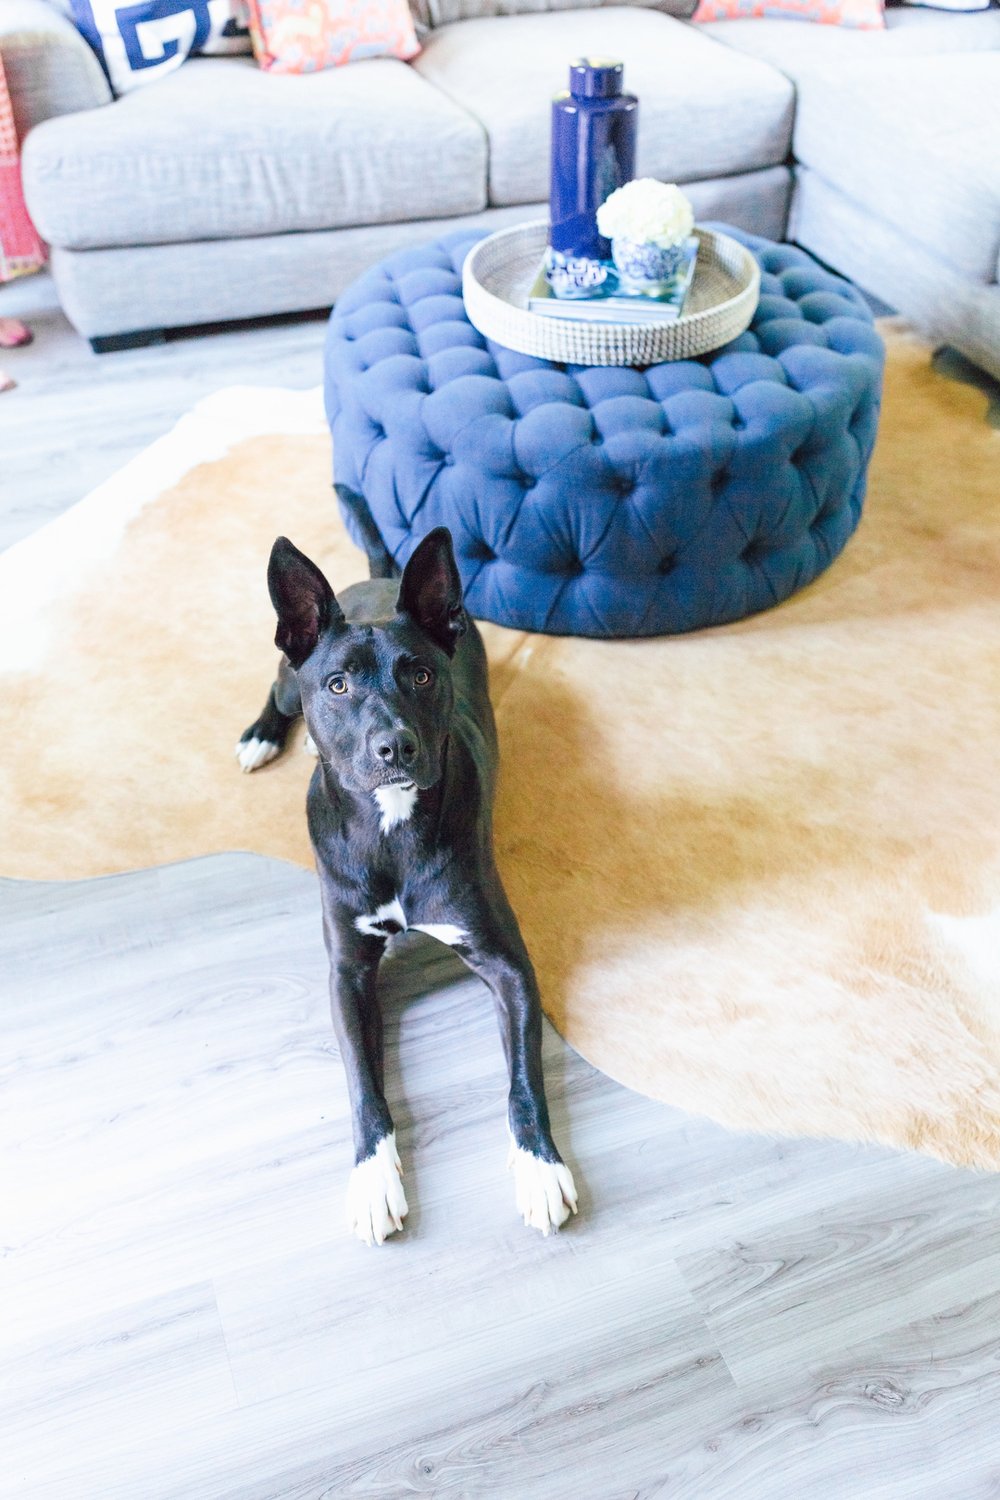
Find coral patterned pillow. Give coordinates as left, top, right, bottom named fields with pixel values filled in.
left=246, top=0, right=420, bottom=71
left=692, top=0, right=884, bottom=25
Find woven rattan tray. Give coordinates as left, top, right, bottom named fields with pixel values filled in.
left=462, top=220, right=760, bottom=366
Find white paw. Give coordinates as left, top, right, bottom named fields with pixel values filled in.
left=303, top=731, right=319, bottom=758
left=235, top=736, right=280, bottom=773
left=507, top=1139, right=578, bottom=1236
left=346, top=1133, right=408, bottom=1246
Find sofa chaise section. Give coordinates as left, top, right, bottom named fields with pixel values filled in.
left=705, top=6, right=1000, bottom=383
left=790, top=52, right=1000, bottom=382
left=793, top=54, right=1000, bottom=288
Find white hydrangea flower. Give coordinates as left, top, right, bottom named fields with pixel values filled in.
left=596, top=179, right=695, bottom=249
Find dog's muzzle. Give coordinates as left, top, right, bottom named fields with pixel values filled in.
left=370, top=726, right=419, bottom=774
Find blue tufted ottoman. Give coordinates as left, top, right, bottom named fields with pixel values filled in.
left=324, top=226, right=884, bottom=638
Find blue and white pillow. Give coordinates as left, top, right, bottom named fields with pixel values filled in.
left=70, top=0, right=250, bottom=95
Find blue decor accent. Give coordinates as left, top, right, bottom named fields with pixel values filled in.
left=611, top=236, right=687, bottom=291
left=324, top=227, right=885, bottom=640
left=542, top=249, right=609, bottom=300
left=70, top=0, right=237, bottom=93
left=548, top=60, right=637, bottom=270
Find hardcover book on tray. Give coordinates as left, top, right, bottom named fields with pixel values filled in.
left=529, top=237, right=699, bottom=324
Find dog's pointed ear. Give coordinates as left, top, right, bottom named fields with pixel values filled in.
left=268, top=537, right=345, bottom=668
left=396, top=527, right=467, bottom=656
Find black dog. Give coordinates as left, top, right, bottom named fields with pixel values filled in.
left=237, top=528, right=577, bottom=1244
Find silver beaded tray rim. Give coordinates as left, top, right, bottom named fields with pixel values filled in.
left=462, top=221, right=761, bottom=367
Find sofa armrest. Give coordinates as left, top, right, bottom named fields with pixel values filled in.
left=0, top=0, right=111, bottom=138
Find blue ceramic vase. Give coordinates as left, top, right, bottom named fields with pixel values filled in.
left=548, top=60, right=638, bottom=275
left=611, top=236, right=687, bottom=293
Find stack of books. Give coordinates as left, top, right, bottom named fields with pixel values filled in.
left=529, top=237, right=698, bottom=324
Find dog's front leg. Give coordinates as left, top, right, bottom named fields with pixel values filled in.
left=463, top=921, right=578, bottom=1236
left=320, top=894, right=407, bottom=1247
left=235, top=655, right=305, bottom=772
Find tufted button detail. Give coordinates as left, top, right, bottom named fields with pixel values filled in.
left=741, top=538, right=767, bottom=564
left=469, top=539, right=496, bottom=562
left=658, top=553, right=677, bottom=576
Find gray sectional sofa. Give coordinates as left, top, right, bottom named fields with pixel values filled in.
left=3, top=0, right=999, bottom=378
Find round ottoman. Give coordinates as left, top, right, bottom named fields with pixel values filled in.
left=324, top=226, right=884, bottom=638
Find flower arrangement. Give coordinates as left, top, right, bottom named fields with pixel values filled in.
left=596, top=178, right=695, bottom=249
left=596, top=178, right=696, bottom=291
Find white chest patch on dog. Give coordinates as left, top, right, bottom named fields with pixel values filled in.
left=410, top=922, right=468, bottom=947
left=354, top=899, right=407, bottom=939
left=372, top=781, right=417, bottom=834
left=354, top=901, right=466, bottom=947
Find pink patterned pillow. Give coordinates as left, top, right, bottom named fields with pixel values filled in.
left=692, top=0, right=884, bottom=25
left=247, top=0, right=420, bottom=73
left=1, top=54, right=45, bottom=279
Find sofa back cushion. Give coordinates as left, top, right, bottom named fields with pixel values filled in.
left=411, top=0, right=697, bottom=31
left=691, top=0, right=883, bottom=27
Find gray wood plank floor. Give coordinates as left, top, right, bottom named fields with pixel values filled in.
left=4, top=285, right=1000, bottom=1499
left=6, top=854, right=1000, bottom=1500
left=0, top=273, right=329, bottom=550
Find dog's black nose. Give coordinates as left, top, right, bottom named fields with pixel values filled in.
left=374, top=730, right=418, bottom=768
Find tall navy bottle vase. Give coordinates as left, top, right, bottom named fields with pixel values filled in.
left=547, top=59, right=637, bottom=294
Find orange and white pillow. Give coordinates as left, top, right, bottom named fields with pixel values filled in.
left=246, top=0, right=420, bottom=72
left=692, top=0, right=885, bottom=25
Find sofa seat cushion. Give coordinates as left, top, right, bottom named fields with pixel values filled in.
left=699, top=4, right=1000, bottom=77
left=792, top=54, right=1000, bottom=286
left=411, top=7, right=794, bottom=207
left=22, top=55, right=488, bottom=251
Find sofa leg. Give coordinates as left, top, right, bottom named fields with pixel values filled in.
left=89, top=329, right=166, bottom=354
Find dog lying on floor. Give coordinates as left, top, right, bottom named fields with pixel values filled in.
left=236, top=526, right=577, bottom=1244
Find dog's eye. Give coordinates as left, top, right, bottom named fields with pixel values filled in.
left=413, top=668, right=433, bottom=687
left=328, top=675, right=349, bottom=695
